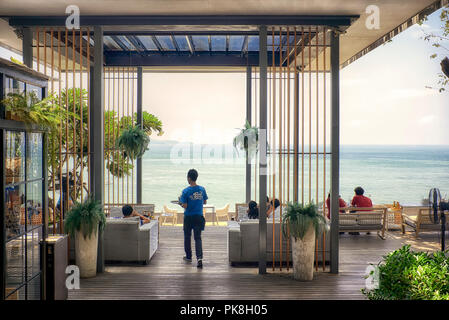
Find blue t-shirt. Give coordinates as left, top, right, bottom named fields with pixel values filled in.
left=180, top=185, right=208, bottom=216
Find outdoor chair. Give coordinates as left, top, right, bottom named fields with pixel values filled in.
left=401, top=206, right=449, bottom=238
left=339, top=207, right=387, bottom=239
left=235, top=203, right=248, bottom=221
left=216, top=204, right=230, bottom=222
left=162, top=205, right=177, bottom=226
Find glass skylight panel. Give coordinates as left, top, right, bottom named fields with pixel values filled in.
left=173, top=36, right=190, bottom=51
left=192, top=36, right=209, bottom=51
left=211, top=36, right=226, bottom=51
left=247, top=36, right=259, bottom=52
left=103, top=36, right=121, bottom=50
left=156, top=36, right=175, bottom=51
left=229, top=36, right=244, bottom=51
left=136, top=36, right=158, bottom=50
left=116, top=36, right=135, bottom=50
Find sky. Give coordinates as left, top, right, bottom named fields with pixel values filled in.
left=1, top=8, right=447, bottom=146
left=142, top=8, right=448, bottom=146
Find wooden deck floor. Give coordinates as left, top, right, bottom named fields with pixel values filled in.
left=68, top=226, right=443, bottom=300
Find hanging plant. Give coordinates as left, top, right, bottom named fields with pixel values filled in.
left=233, top=120, right=259, bottom=159
left=117, top=125, right=150, bottom=160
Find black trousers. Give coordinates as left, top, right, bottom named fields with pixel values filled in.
left=183, top=215, right=205, bottom=260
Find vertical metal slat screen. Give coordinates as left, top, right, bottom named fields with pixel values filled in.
left=32, top=27, right=92, bottom=234
left=259, top=26, right=331, bottom=272
left=103, top=67, right=138, bottom=210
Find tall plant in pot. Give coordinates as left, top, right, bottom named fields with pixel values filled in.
left=282, top=202, right=328, bottom=281
left=64, top=196, right=105, bottom=278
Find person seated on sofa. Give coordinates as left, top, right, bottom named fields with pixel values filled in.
left=267, top=198, right=281, bottom=221
left=122, top=204, right=151, bottom=225
left=350, top=187, right=373, bottom=235
left=247, top=200, right=259, bottom=219
left=325, top=193, right=347, bottom=219
left=351, top=187, right=373, bottom=210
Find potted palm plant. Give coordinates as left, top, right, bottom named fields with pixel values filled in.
left=64, top=196, right=105, bottom=278
left=282, top=202, right=328, bottom=281
left=233, top=120, right=259, bottom=162
left=117, top=125, right=150, bottom=160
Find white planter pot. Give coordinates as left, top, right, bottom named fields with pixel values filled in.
left=75, top=227, right=98, bottom=278
left=291, top=226, right=316, bottom=281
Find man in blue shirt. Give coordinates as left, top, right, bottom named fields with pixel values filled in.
left=179, top=169, right=207, bottom=268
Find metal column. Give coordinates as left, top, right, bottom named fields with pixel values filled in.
left=22, top=27, right=33, bottom=68
left=91, top=26, right=105, bottom=273
left=245, top=66, right=252, bottom=204
left=258, top=25, right=268, bottom=275
left=136, top=67, right=143, bottom=204
left=330, top=30, right=340, bottom=274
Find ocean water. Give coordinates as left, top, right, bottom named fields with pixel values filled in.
left=108, top=142, right=449, bottom=212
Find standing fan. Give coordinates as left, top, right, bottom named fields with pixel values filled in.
left=441, top=57, right=449, bottom=78
left=428, top=188, right=449, bottom=251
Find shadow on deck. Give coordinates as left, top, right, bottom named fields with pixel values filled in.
left=68, top=226, right=443, bottom=300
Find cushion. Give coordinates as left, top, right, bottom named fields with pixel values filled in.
left=106, top=217, right=140, bottom=224
left=357, top=213, right=382, bottom=225
left=339, top=214, right=357, bottom=225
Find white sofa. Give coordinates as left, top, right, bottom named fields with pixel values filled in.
left=70, top=217, right=159, bottom=264
left=103, top=218, right=159, bottom=264
left=227, top=220, right=330, bottom=265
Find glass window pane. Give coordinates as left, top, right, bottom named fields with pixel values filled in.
left=192, top=36, right=209, bottom=51
left=26, top=133, right=43, bottom=180
left=5, top=131, right=25, bottom=185
left=26, top=84, right=42, bottom=100
left=26, top=181, right=43, bottom=229
left=27, top=228, right=42, bottom=280
left=5, top=235, right=25, bottom=294
left=27, top=274, right=41, bottom=300
left=5, top=184, right=25, bottom=239
left=4, top=76, right=25, bottom=95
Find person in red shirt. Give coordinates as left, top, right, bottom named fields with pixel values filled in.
left=351, top=187, right=373, bottom=209
left=325, top=193, right=347, bottom=219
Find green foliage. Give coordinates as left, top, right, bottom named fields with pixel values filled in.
left=1, top=91, right=72, bottom=134
left=233, top=120, right=259, bottom=158
left=281, top=202, right=329, bottom=240
left=64, top=196, right=106, bottom=239
left=362, top=245, right=449, bottom=300
left=421, top=6, right=449, bottom=92
left=117, top=125, right=150, bottom=160
left=105, top=110, right=163, bottom=175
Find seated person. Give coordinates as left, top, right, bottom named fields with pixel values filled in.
left=267, top=198, right=281, bottom=221
left=122, top=204, right=150, bottom=225
left=351, top=187, right=373, bottom=210
left=325, top=193, right=347, bottom=219
left=247, top=200, right=259, bottom=219
left=350, top=187, right=373, bottom=235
